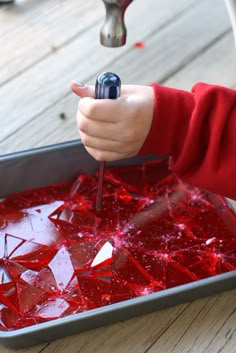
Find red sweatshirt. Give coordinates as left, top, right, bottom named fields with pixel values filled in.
left=140, top=83, right=236, bottom=200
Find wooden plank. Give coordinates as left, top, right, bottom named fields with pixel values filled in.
left=199, top=300, right=236, bottom=353
left=0, top=0, right=195, bottom=86
left=164, top=34, right=236, bottom=90
left=101, top=0, right=231, bottom=84
left=0, top=0, right=199, bottom=152
left=0, top=342, right=49, bottom=353
left=25, top=303, right=190, bottom=353
left=5, top=30, right=235, bottom=155
left=0, top=0, right=105, bottom=85
left=146, top=290, right=236, bottom=353
left=0, top=0, right=232, bottom=155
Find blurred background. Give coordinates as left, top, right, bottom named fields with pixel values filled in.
left=0, top=0, right=235, bottom=155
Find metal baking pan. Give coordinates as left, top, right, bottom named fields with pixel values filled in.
left=0, top=140, right=235, bottom=348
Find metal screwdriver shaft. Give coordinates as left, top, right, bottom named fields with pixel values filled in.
left=95, top=72, right=121, bottom=211
left=96, top=161, right=105, bottom=211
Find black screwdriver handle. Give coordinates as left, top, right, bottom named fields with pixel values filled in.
left=95, top=72, right=121, bottom=100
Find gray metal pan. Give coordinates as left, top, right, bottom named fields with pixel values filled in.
left=0, top=140, right=235, bottom=348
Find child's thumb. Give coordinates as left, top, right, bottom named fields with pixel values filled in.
left=70, top=81, right=95, bottom=98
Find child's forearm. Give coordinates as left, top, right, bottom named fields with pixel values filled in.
left=140, top=83, right=236, bottom=199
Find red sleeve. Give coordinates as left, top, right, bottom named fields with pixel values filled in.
left=139, top=82, right=236, bottom=200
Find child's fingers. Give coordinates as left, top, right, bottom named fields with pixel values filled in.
left=70, top=81, right=95, bottom=98
left=71, top=82, right=148, bottom=99
left=79, top=131, right=120, bottom=152
left=84, top=146, right=125, bottom=162
left=78, top=98, right=123, bottom=123
left=78, top=114, right=118, bottom=138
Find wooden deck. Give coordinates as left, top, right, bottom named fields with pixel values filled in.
left=0, top=0, right=236, bottom=352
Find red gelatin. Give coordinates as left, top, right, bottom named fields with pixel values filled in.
left=0, top=160, right=235, bottom=330
left=133, top=41, right=145, bottom=48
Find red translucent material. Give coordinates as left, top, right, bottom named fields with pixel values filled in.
left=133, top=41, right=145, bottom=48
left=0, top=160, right=235, bottom=331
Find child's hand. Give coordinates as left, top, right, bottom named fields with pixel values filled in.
left=71, top=81, right=154, bottom=161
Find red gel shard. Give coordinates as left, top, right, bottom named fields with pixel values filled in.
left=144, top=159, right=170, bottom=186
left=7, top=235, right=57, bottom=271
left=69, top=240, right=102, bottom=272
left=128, top=249, right=167, bottom=287
left=76, top=275, right=111, bottom=307
left=0, top=183, right=71, bottom=210
left=0, top=267, right=11, bottom=284
left=34, top=298, right=70, bottom=320
left=48, top=246, right=74, bottom=291
left=16, top=279, right=45, bottom=314
left=0, top=304, right=21, bottom=330
left=133, top=41, right=145, bottom=48
left=0, top=282, right=19, bottom=314
left=20, top=268, right=58, bottom=295
left=104, top=164, right=145, bottom=195
left=112, top=248, right=163, bottom=292
left=108, top=275, right=136, bottom=304
left=0, top=160, right=235, bottom=330
left=165, top=260, right=199, bottom=288
left=0, top=202, right=65, bottom=246
left=69, top=174, right=97, bottom=200
left=5, top=262, right=28, bottom=280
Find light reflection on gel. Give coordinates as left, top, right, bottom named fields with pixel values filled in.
left=0, top=160, right=235, bottom=331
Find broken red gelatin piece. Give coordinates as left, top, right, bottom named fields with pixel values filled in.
left=104, top=159, right=170, bottom=196
left=133, top=41, right=145, bottom=48
left=0, top=304, right=21, bottom=331
left=69, top=239, right=103, bottom=272
left=112, top=248, right=163, bottom=293
left=1, top=183, right=71, bottom=210
left=0, top=282, right=19, bottom=314
left=95, top=193, right=147, bottom=234
left=34, top=298, right=70, bottom=320
left=165, top=260, right=199, bottom=288
left=4, top=262, right=27, bottom=281
left=107, top=274, right=137, bottom=304
left=48, top=246, right=75, bottom=291
left=104, top=164, right=146, bottom=194
left=16, top=278, right=45, bottom=314
left=0, top=160, right=235, bottom=331
left=20, top=268, right=58, bottom=295
left=76, top=275, right=111, bottom=307
left=0, top=202, right=65, bottom=246
left=144, top=159, right=170, bottom=186
left=69, top=174, right=97, bottom=200
left=6, top=235, right=57, bottom=271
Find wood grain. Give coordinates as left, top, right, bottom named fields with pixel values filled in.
left=147, top=290, right=236, bottom=353
left=0, top=0, right=105, bottom=85
left=0, top=0, right=232, bottom=154
left=0, top=0, right=198, bottom=151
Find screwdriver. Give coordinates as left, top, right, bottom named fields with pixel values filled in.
left=95, top=72, right=121, bottom=211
